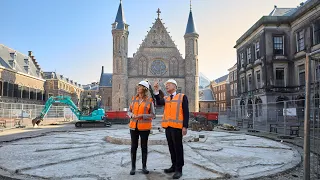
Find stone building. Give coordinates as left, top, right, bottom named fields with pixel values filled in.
left=234, top=0, right=320, bottom=119
left=98, top=66, right=112, bottom=109
left=211, top=74, right=230, bottom=112
left=43, top=72, right=83, bottom=104
left=199, top=88, right=216, bottom=112
left=228, top=64, right=237, bottom=110
left=110, top=1, right=199, bottom=111
left=0, top=45, right=45, bottom=104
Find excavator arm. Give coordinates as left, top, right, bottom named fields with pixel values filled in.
left=32, top=96, right=81, bottom=126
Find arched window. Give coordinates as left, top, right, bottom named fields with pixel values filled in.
left=170, top=57, right=178, bottom=76
left=139, top=57, right=147, bottom=75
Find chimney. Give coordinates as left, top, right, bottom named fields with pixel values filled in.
left=28, top=51, right=33, bottom=57
left=101, top=66, right=104, bottom=74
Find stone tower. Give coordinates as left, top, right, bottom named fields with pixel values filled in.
left=184, top=6, right=199, bottom=112
left=111, top=0, right=129, bottom=110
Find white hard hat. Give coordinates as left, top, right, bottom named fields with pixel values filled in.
left=164, top=79, right=177, bottom=87
left=138, top=80, right=149, bottom=89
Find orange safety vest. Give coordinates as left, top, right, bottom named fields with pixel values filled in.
left=162, top=93, right=184, bottom=129
left=129, top=96, right=153, bottom=131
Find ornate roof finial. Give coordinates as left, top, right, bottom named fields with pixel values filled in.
left=157, top=8, right=161, bottom=18
left=190, top=0, right=192, bottom=10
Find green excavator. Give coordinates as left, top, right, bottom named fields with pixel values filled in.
left=32, top=96, right=111, bottom=128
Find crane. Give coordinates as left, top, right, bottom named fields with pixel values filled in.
left=32, top=96, right=111, bottom=128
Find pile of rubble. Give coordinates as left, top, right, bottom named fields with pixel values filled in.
left=189, top=119, right=214, bottom=131
left=218, top=123, right=239, bottom=131
left=184, top=134, right=207, bottom=143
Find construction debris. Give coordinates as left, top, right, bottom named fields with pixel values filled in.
left=218, top=124, right=239, bottom=131
left=199, top=135, right=205, bottom=138
left=193, top=137, right=199, bottom=142
left=189, top=120, right=214, bottom=132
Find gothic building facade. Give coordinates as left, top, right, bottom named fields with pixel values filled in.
left=109, top=1, right=200, bottom=112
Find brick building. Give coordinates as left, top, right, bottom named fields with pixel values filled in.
left=228, top=64, right=237, bottom=110
left=43, top=72, right=83, bottom=104
left=0, top=45, right=45, bottom=104
left=211, top=74, right=230, bottom=111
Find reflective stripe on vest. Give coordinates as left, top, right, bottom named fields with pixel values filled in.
left=129, top=96, right=153, bottom=131
left=162, top=93, right=184, bottom=129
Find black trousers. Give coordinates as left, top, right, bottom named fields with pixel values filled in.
left=165, top=127, right=184, bottom=172
left=130, top=128, right=150, bottom=154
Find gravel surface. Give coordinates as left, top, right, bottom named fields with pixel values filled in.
left=257, top=143, right=319, bottom=180
left=1, top=124, right=319, bottom=180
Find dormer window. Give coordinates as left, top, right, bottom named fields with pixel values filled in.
left=60, top=75, right=64, bottom=79
left=24, top=58, right=29, bottom=65
left=10, top=52, right=17, bottom=59
left=66, top=78, right=69, bottom=82
left=9, top=60, right=16, bottom=69
left=51, top=72, right=55, bottom=79
left=24, top=66, right=30, bottom=74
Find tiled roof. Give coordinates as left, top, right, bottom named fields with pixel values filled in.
left=0, top=44, right=43, bottom=79
left=43, top=72, right=83, bottom=88
left=83, top=84, right=99, bottom=91
left=199, top=88, right=215, bottom=101
left=269, top=8, right=297, bottom=16
left=214, top=74, right=229, bottom=84
left=99, top=73, right=112, bottom=87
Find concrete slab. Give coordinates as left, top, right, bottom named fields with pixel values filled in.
left=0, top=129, right=301, bottom=180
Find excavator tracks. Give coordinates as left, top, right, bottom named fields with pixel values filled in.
left=74, top=121, right=112, bottom=128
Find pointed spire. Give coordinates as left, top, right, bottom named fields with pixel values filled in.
left=185, top=0, right=198, bottom=35
left=114, top=0, right=126, bottom=30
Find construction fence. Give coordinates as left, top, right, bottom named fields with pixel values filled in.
left=202, top=98, right=319, bottom=179
left=0, top=102, right=77, bottom=129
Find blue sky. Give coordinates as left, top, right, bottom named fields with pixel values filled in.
left=1, top=0, right=303, bottom=84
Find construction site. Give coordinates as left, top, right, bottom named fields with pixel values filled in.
left=1, top=0, right=320, bottom=179
left=0, top=116, right=302, bottom=180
